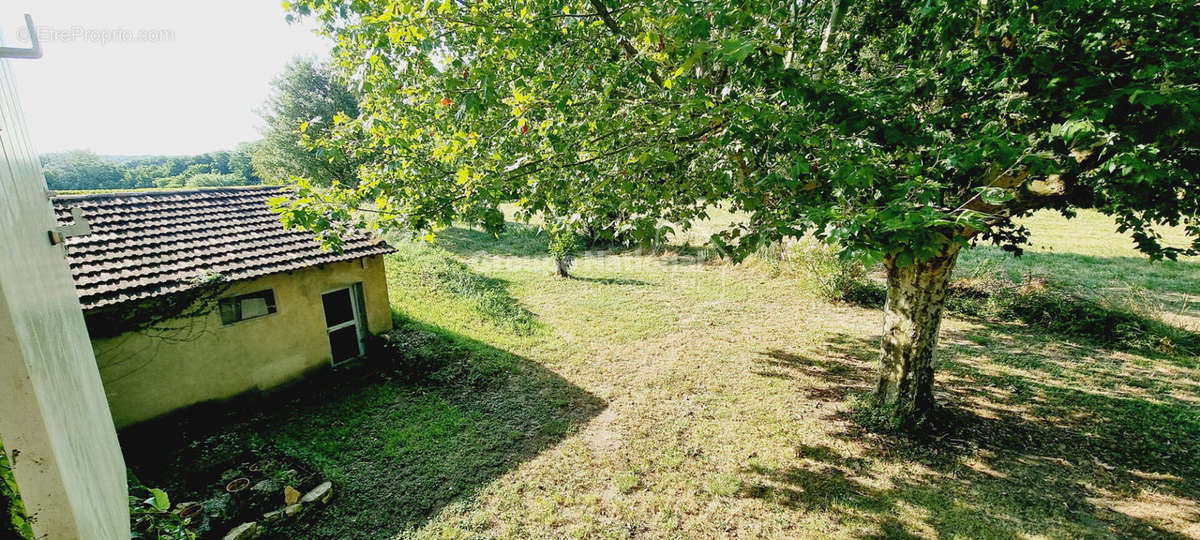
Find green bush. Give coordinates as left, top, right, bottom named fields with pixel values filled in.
left=842, top=280, right=888, bottom=307
left=754, top=240, right=874, bottom=303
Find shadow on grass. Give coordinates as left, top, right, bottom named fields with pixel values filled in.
left=121, top=320, right=605, bottom=539
left=846, top=276, right=1200, bottom=361
left=566, top=275, right=652, bottom=286
left=961, top=249, right=1200, bottom=306
left=435, top=223, right=548, bottom=258
left=752, top=329, right=1199, bottom=538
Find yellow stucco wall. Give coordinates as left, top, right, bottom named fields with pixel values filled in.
left=92, top=255, right=393, bottom=428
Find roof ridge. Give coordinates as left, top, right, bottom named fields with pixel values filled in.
left=51, top=185, right=286, bottom=202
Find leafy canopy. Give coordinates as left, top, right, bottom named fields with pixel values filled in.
left=254, top=57, right=366, bottom=186
left=280, top=0, right=1199, bottom=262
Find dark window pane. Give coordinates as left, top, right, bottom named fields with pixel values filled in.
left=219, top=300, right=239, bottom=325
left=260, top=290, right=277, bottom=314
left=328, top=325, right=360, bottom=363
left=322, top=288, right=354, bottom=327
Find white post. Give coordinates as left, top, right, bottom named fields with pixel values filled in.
left=0, top=50, right=130, bottom=539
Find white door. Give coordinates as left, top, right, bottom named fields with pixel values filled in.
left=322, top=283, right=366, bottom=364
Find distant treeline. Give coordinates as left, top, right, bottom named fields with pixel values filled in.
left=41, top=142, right=264, bottom=191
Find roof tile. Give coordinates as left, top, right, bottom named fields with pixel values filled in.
left=53, top=186, right=395, bottom=310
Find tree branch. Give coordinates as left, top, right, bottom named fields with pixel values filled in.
left=587, top=0, right=665, bottom=88
left=819, top=0, right=847, bottom=56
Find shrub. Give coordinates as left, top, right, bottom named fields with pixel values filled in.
left=754, top=240, right=874, bottom=304
left=842, top=280, right=888, bottom=307
left=128, top=478, right=196, bottom=540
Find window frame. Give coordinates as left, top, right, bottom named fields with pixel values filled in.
left=218, top=289, right=278, bottom=326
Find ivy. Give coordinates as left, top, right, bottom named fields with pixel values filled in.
left=84, top=273, right=230, bottom=340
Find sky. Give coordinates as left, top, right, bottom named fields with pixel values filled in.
left=0, top=1, right=330, bottom=156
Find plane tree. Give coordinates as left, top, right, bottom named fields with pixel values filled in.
left=278, top=0, right=1200, bottom=431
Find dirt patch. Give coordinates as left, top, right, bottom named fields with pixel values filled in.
left=580, top=408, right=623, bottom=453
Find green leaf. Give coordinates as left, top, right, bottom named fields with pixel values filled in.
left=149, top=488, right=169, bottom=512
left=718, top=37, right=755, bottom=63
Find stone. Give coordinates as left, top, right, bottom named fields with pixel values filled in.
left=223, top=522, right=258, bottom=540
left=262, top=509, right=283, bottom=522
left=300, top=481, right=333, bottom=505
left=284, top=503, right=304, bottom=517
left=283, top=485, right=301, bottom=505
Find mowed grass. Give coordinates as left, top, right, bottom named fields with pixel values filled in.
left=141, top=208, right=1198, bottom=538
left=959, top=210, right=1200, bottom=330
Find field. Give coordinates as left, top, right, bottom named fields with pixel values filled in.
left=131, top=209, right=1199, bottom=538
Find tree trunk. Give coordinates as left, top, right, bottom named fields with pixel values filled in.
left=875, top=244, right=960, bottom=431
left=556, top=256, right=572, bottom=278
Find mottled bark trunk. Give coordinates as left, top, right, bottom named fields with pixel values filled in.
left=875, top=244, right=960, bottom=431
left=556, top=256, right=572, bottom=278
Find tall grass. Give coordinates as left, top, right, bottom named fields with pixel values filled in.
left=749, top=239, right=882, bottom=304
left=389, top=238, right=540, bottom=336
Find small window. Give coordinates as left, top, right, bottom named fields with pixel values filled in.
left=219, top=289, right=277, bottom=325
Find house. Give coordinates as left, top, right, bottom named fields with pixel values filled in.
left=52, top=186, right=395, bottom=428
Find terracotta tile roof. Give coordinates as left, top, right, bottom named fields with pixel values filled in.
left=52, top=186, right=394, bottom=310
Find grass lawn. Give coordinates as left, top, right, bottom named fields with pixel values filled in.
left=131, top=209, right=1199, bottom=538
left=958, top=210, right=1200, bottom=331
